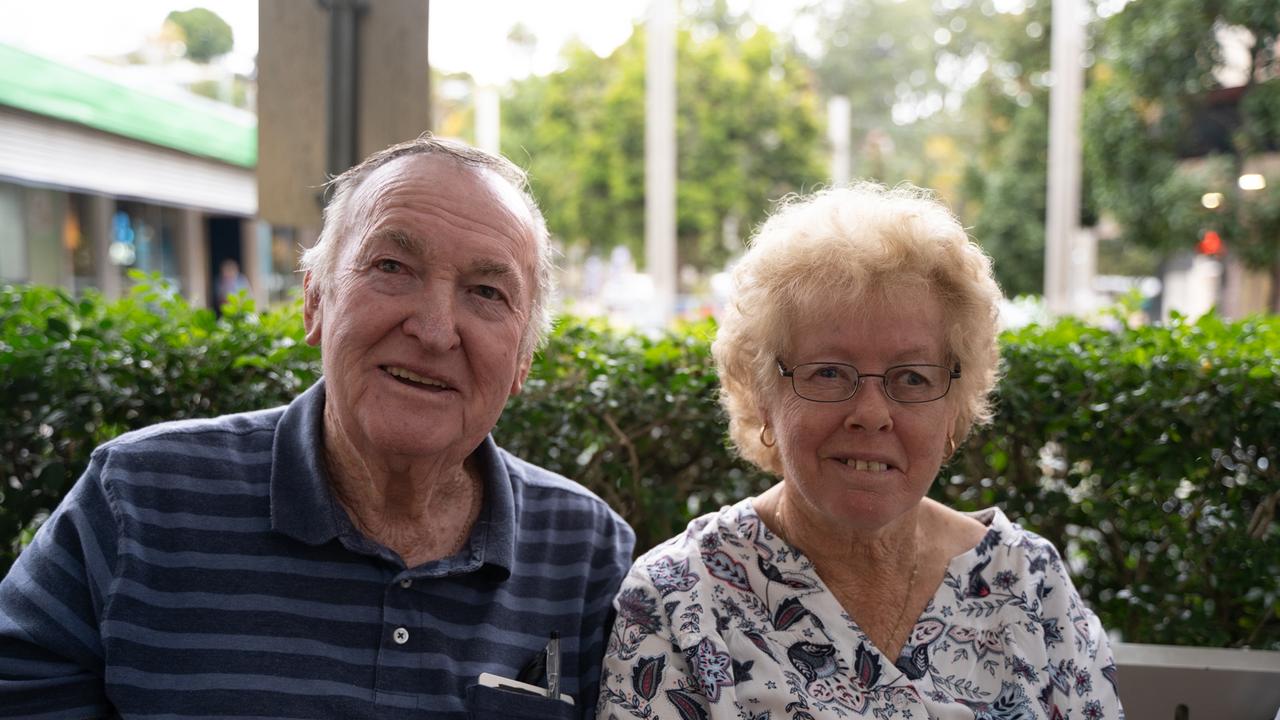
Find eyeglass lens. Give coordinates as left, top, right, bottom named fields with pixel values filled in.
left=790, top=363, right=952, bottom=403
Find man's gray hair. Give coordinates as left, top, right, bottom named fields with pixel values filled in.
left=299, top=133, right=556, bottom=354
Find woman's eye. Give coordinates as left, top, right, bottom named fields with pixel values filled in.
left=375, top=259, right=403, bottom=273
left=809, top=365, right=849, bottom=382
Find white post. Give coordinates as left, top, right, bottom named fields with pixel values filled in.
left=828, top=95, right=851, bottom=185
left=475, top=84, right=501, bottom=155
left=1045, top=0, right=1086, bottom=315
left=645, top=0, right=677, bottom=326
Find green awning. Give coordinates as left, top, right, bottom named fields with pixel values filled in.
left=0, top=43, right=256, bottom=168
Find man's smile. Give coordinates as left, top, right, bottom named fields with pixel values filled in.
left=383, top=365, right=454, bottom=391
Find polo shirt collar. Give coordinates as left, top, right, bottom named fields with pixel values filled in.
left=270, top=379, right=334, bottom=545
left=270, top=379, right=516, bottom=578
left=466, top=434, right=516, bottom=579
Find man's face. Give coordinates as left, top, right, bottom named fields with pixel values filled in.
left=303, top=154, right=537, bottom=465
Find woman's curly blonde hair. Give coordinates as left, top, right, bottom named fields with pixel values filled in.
left=712, top=182, right=1002, bottom=475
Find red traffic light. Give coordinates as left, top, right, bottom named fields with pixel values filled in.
left=1198, top=230, right=1223, bottom=255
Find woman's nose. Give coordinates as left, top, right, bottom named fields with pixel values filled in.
left=843, top=377, right=894, bottom=432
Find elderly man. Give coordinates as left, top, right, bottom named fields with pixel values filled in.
left=0, top=136, right=635, bottom=718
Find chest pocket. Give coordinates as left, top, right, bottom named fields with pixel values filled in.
left=464, top=684, right=577, bottom=720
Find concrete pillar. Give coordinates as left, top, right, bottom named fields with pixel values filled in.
left=645, top=0, right=677, bottom=326
left=258, top=0, right=430, bottom=230
left=475, top=84, right=501, bottom=154
left=1069, top=226, right=1099, bottom=314
left=1045, top=0, right=1086, bottom=315
left=89, top=194, right=119, bottom=300
left=177, top=207, right=208, bottom=309
left=241, top=217, right=269, bottom=308
left=20, top=188, right=66, bottom=288
left=828, top=95, right=851, bottom=186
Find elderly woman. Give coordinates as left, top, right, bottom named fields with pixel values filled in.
left=597, top=184, right=1122, bottom=719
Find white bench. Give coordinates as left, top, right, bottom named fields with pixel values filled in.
left=1115, top=642, right=1280, bottom=719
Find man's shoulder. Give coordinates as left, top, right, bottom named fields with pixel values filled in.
left=497, top=447, right=631, bottom=527
left=499, top=447, right=595, bottom=499
left=92, top=405, right=287, bottom=470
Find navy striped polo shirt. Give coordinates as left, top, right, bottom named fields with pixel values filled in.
left=0, top=380, right=635, bottom=718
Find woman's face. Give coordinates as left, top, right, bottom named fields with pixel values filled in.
left=764, top=288, right=958, bottom=534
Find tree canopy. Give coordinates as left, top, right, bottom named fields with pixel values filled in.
left=934, top=0, right=1057, bottom=297
left=1084, top=0, right=1280, bottom=310
left=803, top=0, right=1064, bottom=297
left=165, top=7, right=234, bottom=64
left=501, top=15, right=825, bottom=270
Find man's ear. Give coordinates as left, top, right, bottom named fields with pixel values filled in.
left=302, top=271, right=323, bottom=347
left=508, top=351, right=533, bottom=397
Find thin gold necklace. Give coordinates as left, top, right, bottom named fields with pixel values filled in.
left=887, top=549, right=921, bottom=649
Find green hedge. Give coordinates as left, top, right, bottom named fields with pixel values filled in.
left=2, top=279, right=1277, bottom=650
left=0, top=280, right=319, bottom=554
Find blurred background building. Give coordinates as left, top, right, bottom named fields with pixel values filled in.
left=0, top=43, right=274, bottom=308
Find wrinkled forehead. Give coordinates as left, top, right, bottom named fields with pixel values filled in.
left=344, top=154, right=538, bottom=262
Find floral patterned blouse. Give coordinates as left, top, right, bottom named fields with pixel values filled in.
left=597, top=499, right=1123, bottom=720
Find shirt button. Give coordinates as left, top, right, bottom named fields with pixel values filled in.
left=393, top=627, right=409, bottom=645
left=399, top=579, right=412, bottom=589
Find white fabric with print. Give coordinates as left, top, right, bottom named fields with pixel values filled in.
left=598, top=498, right=1124, bottom=720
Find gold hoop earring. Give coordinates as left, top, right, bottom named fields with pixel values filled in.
left=760, top=424, right=776, bottom=448
left=947, top=435, right=957, bottom=456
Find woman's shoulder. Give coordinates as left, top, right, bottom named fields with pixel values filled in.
left=923, top=498, right=991, bottom=561
left=633, top=497, right=760, bottom=563
left=934, top=504, right=1075, bottom=598
left=625, top=497, right=777, bottom=602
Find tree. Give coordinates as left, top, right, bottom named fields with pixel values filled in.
left=797, top=0, right=1082, bottom=296
left=931, top=0, right=1059, bottom=296
left=431, top=68, right=477, bottom=144
left=502, top=17, right=825, bottom=270
left=966, top=98, right=1052, bottom=297
left=801, top=0, right=953, bottom=184
left=1084, top=0, right=1280, bottom=311
left=165, top=7, right=234, bottom=64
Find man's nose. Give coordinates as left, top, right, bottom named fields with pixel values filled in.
left=401, top=286, right=462, bottom=351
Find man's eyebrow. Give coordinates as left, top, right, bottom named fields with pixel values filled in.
left=367, top=228, right=424, bottom=254
left=468, top=259, right=525, bottom=290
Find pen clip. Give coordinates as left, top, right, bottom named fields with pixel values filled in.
left=544, top=630, right=561, bottom=700
left=515, top=648, right=546, bottom=685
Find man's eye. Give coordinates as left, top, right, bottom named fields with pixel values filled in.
left=375, top=259, right=403, bottom=273
left=474, top=285, right=504, bottom=301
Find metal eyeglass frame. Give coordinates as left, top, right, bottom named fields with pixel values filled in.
left=776, top=359, right=961, bottom=404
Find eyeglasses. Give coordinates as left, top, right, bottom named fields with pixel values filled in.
left=777, top=360, right=961, bottom=404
